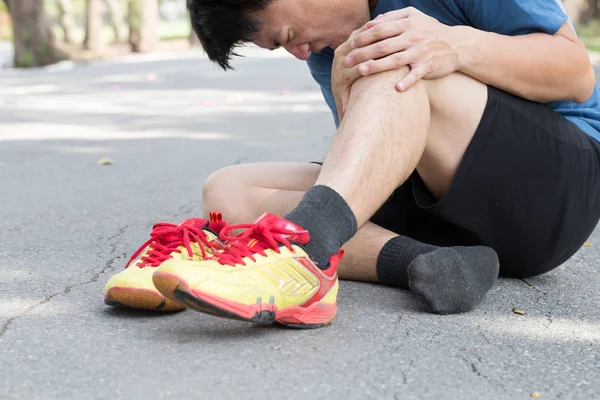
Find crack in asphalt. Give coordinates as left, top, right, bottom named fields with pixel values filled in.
left=543, top=314, right=554, bottom=329
left=400, top=371, right=408, bottom=385
left=521, top=278, right=534, bottom=288
left=475, top=325, right=494, bottom=345
left=467, top=359, right=485, bottom=378
left=521, top=278, right=548, bottom=295
left=171, top=201, right=196, bottom=221
left=0, top=225, right=129, bottom=339
left=461, top=352, right=512, bottom=395
left=0, top=293, right=59, bottom=339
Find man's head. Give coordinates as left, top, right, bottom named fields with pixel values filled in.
left=188, top=0, right=372, bottom=69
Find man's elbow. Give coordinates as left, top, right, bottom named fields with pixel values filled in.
left=571, top=63, right=597, bottom=104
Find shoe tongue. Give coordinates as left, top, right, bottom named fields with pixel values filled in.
left=254, top=213, right=310, bottom=245
left=180, top=217, right=225, bottom=245
left=153, top=218, right=210, bottom=246
left=179, top=218, right=209, bottom=230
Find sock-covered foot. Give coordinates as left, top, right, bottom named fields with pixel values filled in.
left=376, top=236, right=437, bottom=289
left=408, top=246, right=499, bottom=315
left=285, top=185, right=357, bottom=269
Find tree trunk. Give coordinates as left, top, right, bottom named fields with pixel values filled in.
left=562, top=0, right=590, bottom=24
left=129, top=0, right=158, bottom=53
left=56, top=0, right=77, bottom=44
left=84, top=0, right=103, bottom=52
left=583, top=0, right=600, bottom=22
left=104, top=0, right=126, bottom=43
left=5, top=0, right=68, bottom=68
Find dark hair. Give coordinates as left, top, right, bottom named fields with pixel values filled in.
left=187, top=0, right=271, bottom=70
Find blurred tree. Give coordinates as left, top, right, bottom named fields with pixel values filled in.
left=129, top=0, right=158, bottom=52
left=563, top=0, right=599, bottom=24
left=105, top=0, right=127, bottom=43
left=585, top=0, right=600, bottom=21
left=4, top=0, right=67, bottom=67
left=84, top=0, right=103, bottom=51
left=56, top=0, right=77, bottom=44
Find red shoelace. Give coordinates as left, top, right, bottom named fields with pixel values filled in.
left=125, top=222, right=213, bottom=268
left=217, top=223, right=298, bottom=266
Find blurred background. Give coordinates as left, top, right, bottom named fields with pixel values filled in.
left=2, top=0, right=600, bottom=69
left=0, top=0, right=199, bottom=69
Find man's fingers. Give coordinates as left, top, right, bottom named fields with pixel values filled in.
left=335, top=39, right=353, bottom=57
left=351, top=19, right=410, bottom=49
left=397, top=66, right=427, bottom=91
left=356, top=49, right=419, bottom=75
left=334, top=65, right=362, bottom=113
left=368, top=7, right=417, bottom=26
left=346, top=35, right=410, bottom=67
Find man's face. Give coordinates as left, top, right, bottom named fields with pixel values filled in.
left=249, top=0, right=370, bottom=60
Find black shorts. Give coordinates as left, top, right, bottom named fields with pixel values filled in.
left=318, top=87, right=600, bottom=278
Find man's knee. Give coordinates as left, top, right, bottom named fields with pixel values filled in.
left=350, top=66, right=413, bottom=97
left=202, top=165, right=241, bottom=213
left=421, top=71, right=487, bottom=114
left=344, top=66, right=431, bottom=128
left=351, top=68, right=486, bottom=114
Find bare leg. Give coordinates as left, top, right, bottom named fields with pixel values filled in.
left=317, top=67, right=487, bottom=226
left=301, top=68, right=497, bottom=314
left=204, top=71, right=497, bottom=314
left=203, top=162, right=397, bottom=282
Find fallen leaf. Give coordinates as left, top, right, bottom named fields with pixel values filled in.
left=531, top=392, right=541, bottom=398
left=465, top=347, right=470, bottom=351
left=584, top=242, right=593, bottom=247
left=512, top=307, right=526, bottom=316
left=97, top=157, right=114, bottom=166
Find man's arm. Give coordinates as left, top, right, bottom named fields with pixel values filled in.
left=346, top=7, right=596, bottom=105
left=453, top=22, right=596, bottom=104
left=306, top=49, right=341, bottom=127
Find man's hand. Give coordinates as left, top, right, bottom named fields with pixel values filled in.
left=345, top=7, right=460, bottom=92
left=332, top=28, right=367, bottom=120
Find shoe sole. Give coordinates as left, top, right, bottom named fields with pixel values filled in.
left=153, top=271, right=336, bottom=329
left=104, top=286, right=185, bottom=312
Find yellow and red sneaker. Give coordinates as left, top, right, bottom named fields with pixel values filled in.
left=153, top=213, right=342, bottom=328
left=104, top=212, right=226, bottom=311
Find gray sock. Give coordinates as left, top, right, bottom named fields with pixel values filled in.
left=408, top=246, right=499, bottom=314
left=377, top=236, right=499, bottom=314
left=377, top=236, right=436, bottom=288
left=284, top=185, right=357, bottom=269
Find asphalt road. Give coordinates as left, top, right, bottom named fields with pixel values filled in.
left=1, top=48, right=599, bottom=400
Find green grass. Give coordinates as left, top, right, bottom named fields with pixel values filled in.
left=582, top=38, right=600, bottom=53
left=578, top=20, right=600, bottom=53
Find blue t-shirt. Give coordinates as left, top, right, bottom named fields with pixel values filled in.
left=307, top=0, right=600, bottom=142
